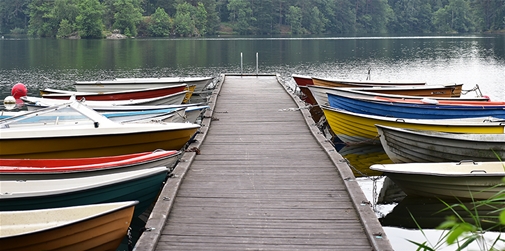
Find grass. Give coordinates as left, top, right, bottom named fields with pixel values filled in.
left=409, top=177, right=505, bottom=251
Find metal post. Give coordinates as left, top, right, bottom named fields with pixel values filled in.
left=240, top=52, right=243, bottom=74
left=256, top=52, right=258, bottom=75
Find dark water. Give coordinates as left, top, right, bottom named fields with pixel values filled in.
left=1, top=34, right=504, bottom=250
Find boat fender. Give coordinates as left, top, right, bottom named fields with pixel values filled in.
left=421, top=98, right=438, bottom=105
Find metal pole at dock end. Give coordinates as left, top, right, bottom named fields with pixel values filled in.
left=256, top=52, right=258, bottom=75
left=240, top=52, right=243, bottom=74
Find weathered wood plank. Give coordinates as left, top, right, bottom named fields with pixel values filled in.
left=134, top=75, right=392, bottom=251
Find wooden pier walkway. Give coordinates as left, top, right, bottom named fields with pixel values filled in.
left=134, top=74, right=392, bottom=251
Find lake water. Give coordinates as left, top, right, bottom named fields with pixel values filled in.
left=1, top=34, right=504, bottom=250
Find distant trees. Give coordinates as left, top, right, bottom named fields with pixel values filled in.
left=148, top=7, right=171, bottom=37
left=76, top=0, right=104, bottom=38
left=1, top=0, right=504, bottom=37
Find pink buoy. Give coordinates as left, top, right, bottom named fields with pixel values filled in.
left=11, top=83, right=27, bottom=99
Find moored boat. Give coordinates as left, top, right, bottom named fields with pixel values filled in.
left=22, top=90, right=188, bottom=107
left=0, top=101, right=200, bottom=158
left=0, top=166, right=169, bottom=217
left=311, top=76, right=426, bottom=87
left=0, top=149, right=180, bottom=177
left=0, top=201, right=138, bottom=251
left=312, top=77, right=460, bottom=97
left=327, top=92, right=505, bottom=119
left=75, top=76, right=214, bottom=93
left=376, top=124, right=505, bottom=163
left=306, top=85, right=489, bottom=107
left=39, top=84, right=187, bottom=101
left=292, top=74, right=313, bottom=86
left=321, top=105, right=505, bottom=144
left=369, top=161, right=505, bottom=200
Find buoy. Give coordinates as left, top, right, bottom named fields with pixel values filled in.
left=3, top=95, right=16, bottom=110
left=11, top=83, right=27, bottom=99
left=483, top=95, right=491, bottom=101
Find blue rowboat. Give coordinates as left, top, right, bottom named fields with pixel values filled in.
left=327, top=92, right=505, bottom=119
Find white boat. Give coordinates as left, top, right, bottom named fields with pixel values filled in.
left=376, top=124, right=505, bottom=163
left=21, top=90, right=188, bottom=107
left=369, top=161, right=505, bottom=200
left=0, top=101, right=200, bottom=158
left=23, top=103, right=209, bottom=124
left=0, top=201, right=138, bottom=251
left=75, top=76, right=214, bottom=93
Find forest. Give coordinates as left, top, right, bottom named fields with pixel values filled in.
left=1, top=0, right=504, bottom=38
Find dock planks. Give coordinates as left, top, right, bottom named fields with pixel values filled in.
left=134, top=75, right=392, bottom=251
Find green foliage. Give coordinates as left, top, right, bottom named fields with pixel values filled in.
left=10, top=0, right=505, bottom=38
left=112, top=0, right=143, bottom=37
left=173, top=2, right=195, bottom=36
left=148, top=7, right=171, bottom=37
left=227, top=0, right=255, bottom=34
left=0, top=0, right=30, bottom=34
left=286, top=6, right=302, bottom=34
left=308, top=6, right=327, bottom=34
left=194, top=3, right=208, bottom=35
left=57, top=19, right=75, bottom=38
left=76, top=0, right=104, bottom=38
left=410, top=177, right=505, bottom=251
left=433, top=0, right=476, bottom=33
left=27, top=0, right=59, bottom=37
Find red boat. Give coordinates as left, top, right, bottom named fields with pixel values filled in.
left=39, top=84, right=188, bottom=101
left=0, top=150, right=180, bottom=174
left=292, top=74, right=313, bottom=87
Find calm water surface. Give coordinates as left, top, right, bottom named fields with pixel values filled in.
left=1, top=34, right=504, bottom=250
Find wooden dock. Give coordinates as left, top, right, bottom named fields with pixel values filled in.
left=134, top=74, right=392, bottom=251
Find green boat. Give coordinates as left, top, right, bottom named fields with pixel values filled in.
left=0, top=166, right=168, bottom=217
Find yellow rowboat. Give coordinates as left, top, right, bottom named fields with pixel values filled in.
left=321, top=105, right=505, bottom=145
left=0, top=101, right=200, bottom=158
left=0, top=201, right=137, bottom=251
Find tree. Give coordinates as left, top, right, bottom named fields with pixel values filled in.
left=112, top=0, right=143, bottom=37
left=54, top=0, right=79, bottom=37
left=57, top=19, right=75, bottom=38
left=148, top=7, right=171, bottom=36
left=356, top=0, right=393, bottom=33
left=27, top=0, right=58, bottom=37
left=286, top=6, right=302, bottom=34
left=388, top=0, right=434, bottom=33
left=76, top=0, right=104, bottom=38
left=194, top=2, right=208, bottom=35
left=433, top=0, right=475, bottom=33
left=308, top=6, right=327, bottom=34
left=327, top=0, right=357, bottom=33
left=0, top=0, right=30, bottom=34
left=173, top=2, right=195, bottom=36
left=227, top=0, right=255, bottom=34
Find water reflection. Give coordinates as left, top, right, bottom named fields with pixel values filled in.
left=381, top=196, right=503, bottom=231
left=337, top=143, right=392, bottom=177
